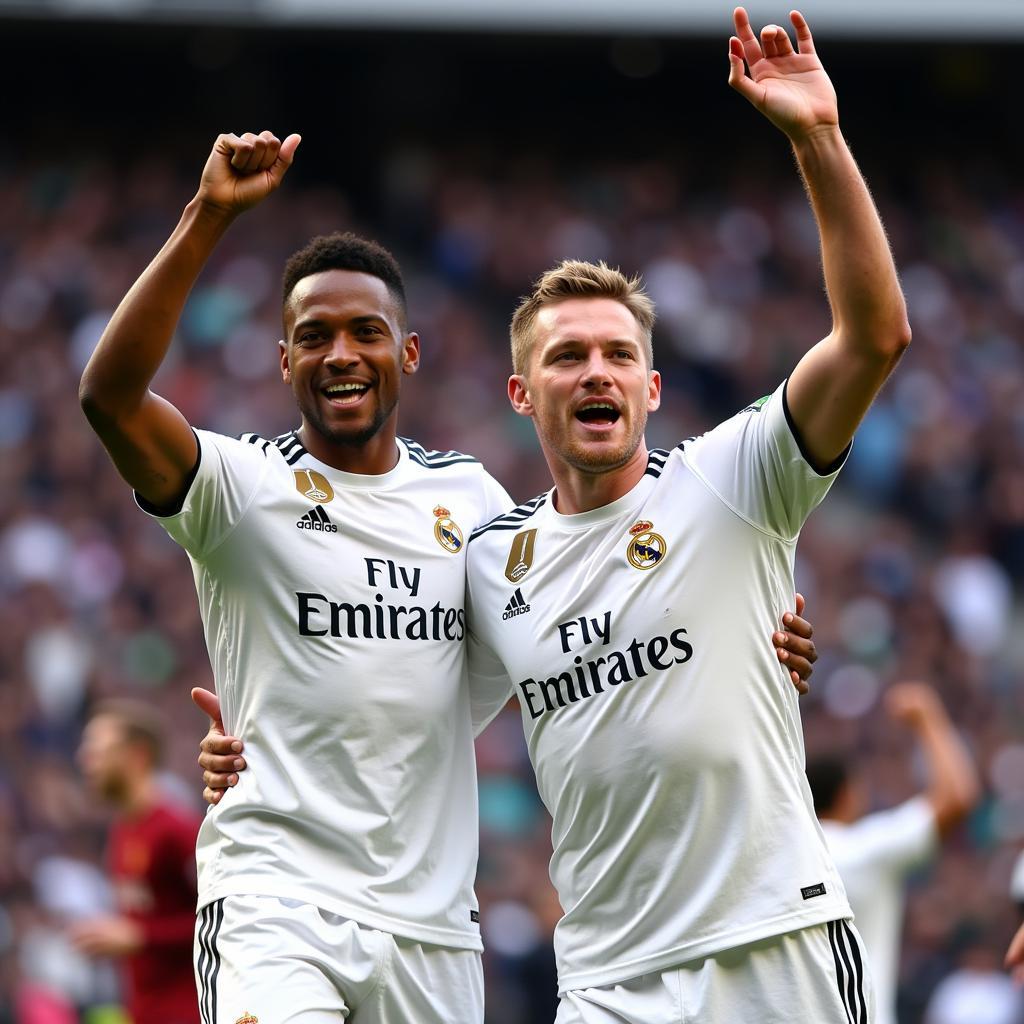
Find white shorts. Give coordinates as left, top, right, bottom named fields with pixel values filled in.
left=556, top=920, right=873, bottom=1024
left=193, top=895, right=484, bottom=1023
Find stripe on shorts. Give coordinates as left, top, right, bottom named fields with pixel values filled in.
left=197, top=899, right=225, bottom=1024
left=827, top=919, right=867, bottom=1024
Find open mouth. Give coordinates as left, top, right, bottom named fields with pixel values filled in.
left=575, top=402, right=621, bottom=427
left=323, top=382, right=370, bottom=405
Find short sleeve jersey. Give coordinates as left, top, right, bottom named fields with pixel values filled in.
left=142, top=429, right=510, bottom=950
left=466, top=382, right=852, bottom=991
left=821, top=797, right=938, bottom=1024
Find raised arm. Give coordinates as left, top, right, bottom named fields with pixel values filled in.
left=886, top=681, right=980, bottom=838
left=79, top=131, right=300, bottom=508
left=728, top=8, right=911, bottom=471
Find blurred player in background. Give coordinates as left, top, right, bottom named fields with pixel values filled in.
left=807, top=682, right=980, bottom=1024
left=72, top=701, right=201, bottom=1024
left=78, top=130, right=513, bottom=1022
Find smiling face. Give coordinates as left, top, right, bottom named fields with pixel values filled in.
left=281, top=269, right=419, bottom=456
left=509, top=297, right=661, bottom=477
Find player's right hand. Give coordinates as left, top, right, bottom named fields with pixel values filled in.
left=884, top=681, right=944, bottom=730
left=196, top=131, right=301, bottom=216
left=192, top=686, right=246, bottom=805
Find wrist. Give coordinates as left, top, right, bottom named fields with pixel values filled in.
left=185, top=194, right=241, bottom=233
left=789, top=122, right=844, bottom=156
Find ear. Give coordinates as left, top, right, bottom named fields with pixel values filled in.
left=401, top=333, right=420, bottom=376
left=279, top=339, right=291, bottom=384
left=508, top=374, right=533, bottom=417
left=647, top=369, right=662, bottom=413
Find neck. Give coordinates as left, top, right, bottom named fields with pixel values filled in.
left=299, top=421, right=400, bottom=475
left=119, top=773, right=157, bottom=818
left=547, top=442, right=651, bottom=515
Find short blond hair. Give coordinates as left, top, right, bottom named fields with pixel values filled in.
left=510, top=260, right=656, bottom=375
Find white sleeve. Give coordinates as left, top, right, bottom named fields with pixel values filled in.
left=467, top=626, right=515, bottom=738
left=839, top=797, right=939, bottom=877
left=134, top=429, right=271, bottom=560
left=472, top=468, right=514, bottom=530
left=683, top=380, right=848, bottom=540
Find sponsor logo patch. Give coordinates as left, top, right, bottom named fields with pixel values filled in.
left=502, top=587, right=531, bottom=621
left=296, top=506, right=338, bottom=533
left=626, top=520, right=667, bottom=570
left=504, top=528, right=538, bottom=583
left=801, top=883, right=827, bottom=900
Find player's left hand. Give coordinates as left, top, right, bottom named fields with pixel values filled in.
left=774, top=592, right=817, bottom=695
left=68, top=915, right=143, bottom=957
left=727, top=7, right=838, bottom=142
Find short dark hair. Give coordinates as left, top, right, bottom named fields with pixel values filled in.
left=282, top=232, right=407, bottom=325
left=805, top=756, right=850, bottom=815
left=91, top=699, right=164, bottom=767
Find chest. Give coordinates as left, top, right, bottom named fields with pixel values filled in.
left=219, top=465, right=476, bottom=608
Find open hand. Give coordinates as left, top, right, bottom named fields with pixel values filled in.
left=773, top=592, right=818, bottom=695
left=727, top=8, right=838, bottom=142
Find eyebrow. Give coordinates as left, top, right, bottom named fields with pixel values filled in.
left=546, top=336, right=641, bottom=349
left=292, top=314, right=389, bottom=332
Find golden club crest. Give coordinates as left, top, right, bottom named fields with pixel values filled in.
left=433, top=505, right=464, bottom=553
left=504, top=528, right=538, bottom=583
left=294, top=468, right=334, bottom=504
left=234, top=1015, right=259, bottom=1024
left=626, top=520, right=667, bottom=570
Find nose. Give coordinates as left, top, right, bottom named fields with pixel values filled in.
left=324, top=332, right=360, bottom=369
left=581, top=349, right=613, bottom=388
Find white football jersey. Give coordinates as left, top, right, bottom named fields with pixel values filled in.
left=142, top=429, right=510, bottom=950
left=822, top=798, right=938, bottom=1024
left=466, top=382, right=852, bottom=991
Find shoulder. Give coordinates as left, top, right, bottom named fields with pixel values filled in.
left=469, top=492, right=548, bottom=544
left=234, top=429, right=305, bottom=465
left=400, top=437, right=480, bottom=471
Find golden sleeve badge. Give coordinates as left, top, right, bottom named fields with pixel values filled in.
left=504, top=528, right=538, bottom=583
left=294, top=469, right=334, bottom=503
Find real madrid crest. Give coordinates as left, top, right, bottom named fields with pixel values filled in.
left=433, top=505, right=464, bottom=553
left=626, top=520, right=667, bottom=570
left=294, top=468, right=334, bottom=504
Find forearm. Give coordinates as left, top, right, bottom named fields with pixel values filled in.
left=80, top=198, right=236, bottom=421
left=792, top=126, right=910, bottom=358
left=916, top=714, right=980, bottom=835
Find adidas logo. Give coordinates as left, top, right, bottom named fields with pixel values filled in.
left=296, top=506, right=338, bottom=533
left=502, top=587, right=531, bottom=621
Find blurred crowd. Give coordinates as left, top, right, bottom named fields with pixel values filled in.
left=1, top=128, right=1023, bottom=1023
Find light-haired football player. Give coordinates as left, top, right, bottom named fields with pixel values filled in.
left=79, top=133, right=512, bottom=1022
left=461, top=8, right=908, bottom=1021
